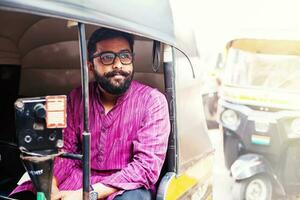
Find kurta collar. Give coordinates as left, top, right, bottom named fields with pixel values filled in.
left=94, top=81, right=134, bottom=107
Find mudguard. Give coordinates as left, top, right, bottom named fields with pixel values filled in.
left=231, top=153, right=272, bottom=181
left=231, top=153, right=286, bottom=196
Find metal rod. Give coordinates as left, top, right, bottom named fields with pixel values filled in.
left=0, top=195, right=18, bottom=200
left=171, top=47, right=179, bottom=174
left=82, top=132, right=91, bottom=200
left=78, top=22, right=90, bottom=200
left=78, top=25, right=89, bottom=131
left=163, top=45, right=178, bottom=173
left=60, top=153, right=83, bottom=160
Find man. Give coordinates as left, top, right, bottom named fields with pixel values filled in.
left=11, top=28, right=170, bottom=200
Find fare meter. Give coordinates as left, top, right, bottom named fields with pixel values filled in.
left=15, top=96, right=66, bottom=152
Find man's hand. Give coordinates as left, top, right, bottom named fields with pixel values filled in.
left=51, top=177, right=60, bottom=200
left=51, top=185, right=60, bottom=199
left=93, top=182, right=118, bottom=199
left=51, top=189, right=82, bottom=200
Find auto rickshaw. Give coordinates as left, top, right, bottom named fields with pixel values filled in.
left=219, top=38, right=300, bottom=200
left=0, top=0, right=214, bottom=199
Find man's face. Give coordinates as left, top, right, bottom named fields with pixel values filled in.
left=90, top=37, right=134, bottom=95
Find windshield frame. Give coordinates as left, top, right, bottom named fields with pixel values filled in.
left=224, top=47, right=300, bottom=93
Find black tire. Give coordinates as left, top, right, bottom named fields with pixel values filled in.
left=232, top=175, right=272, bottom=200
left=223, top=134, right=240, bottom=169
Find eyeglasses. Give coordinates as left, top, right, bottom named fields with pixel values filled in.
left=92, top=51, right=134, bottom=65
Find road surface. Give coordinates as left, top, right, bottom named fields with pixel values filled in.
left=209, top=129, right=234, bottom=200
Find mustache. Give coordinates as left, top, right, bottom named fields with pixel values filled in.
left=104, top=70, right=130, bottom=78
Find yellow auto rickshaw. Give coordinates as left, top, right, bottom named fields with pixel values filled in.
left=220, top=38, right=300, bottom=200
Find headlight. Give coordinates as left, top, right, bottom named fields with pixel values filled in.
left=290, top=118, right=300, bottom=137
left=221, top=109, right=240, bottom=127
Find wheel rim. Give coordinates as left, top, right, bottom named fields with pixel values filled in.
left=245, top=178, right=268, bottom=200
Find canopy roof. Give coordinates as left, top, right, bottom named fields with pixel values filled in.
left=0, top=0, right=200, bottom=60
left=0, top=0, right=176, bottom=46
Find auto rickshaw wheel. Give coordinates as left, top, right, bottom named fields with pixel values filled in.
left=223, top=133, right=240, bottom=169
left=232, top=175, right=272, bottom=200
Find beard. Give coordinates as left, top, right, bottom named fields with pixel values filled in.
left=93, top=68, right=134, bottom=95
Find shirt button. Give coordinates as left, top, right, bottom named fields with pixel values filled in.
left=101, top=128, right=106, bottom=132
left=100, top=111, right=105, bottom=115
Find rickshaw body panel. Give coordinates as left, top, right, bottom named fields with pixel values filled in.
left=165, top=154, right=213, bottom=200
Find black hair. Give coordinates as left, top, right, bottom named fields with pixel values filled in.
left=88, top=27, right=134, bottom=62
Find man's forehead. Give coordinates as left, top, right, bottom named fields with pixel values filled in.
left=95, top=37, right=130, bottom=51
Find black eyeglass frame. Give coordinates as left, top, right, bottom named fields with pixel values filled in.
left=91, top=51, right=135, bottom=65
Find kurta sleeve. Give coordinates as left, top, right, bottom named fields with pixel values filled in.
left=53, top=91, right=82, bottom=186
left=101, top=90, right=170, bottom=190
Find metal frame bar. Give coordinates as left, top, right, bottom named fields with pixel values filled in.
left=77, top=22, right=91, bottom=200
left=163, top=45, right=178, bottom=174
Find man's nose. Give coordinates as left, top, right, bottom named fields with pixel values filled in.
left=112, top=56, right=122, bottom=69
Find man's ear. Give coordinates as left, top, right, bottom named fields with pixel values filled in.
left=88, top=61, right=94, bottom=72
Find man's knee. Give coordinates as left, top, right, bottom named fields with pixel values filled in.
left=114, top=188, right=152, bottom=200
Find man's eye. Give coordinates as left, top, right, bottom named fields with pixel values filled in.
left=120, top=53, right=131, bottom=59
left=101, top=54, right=114, bottom=60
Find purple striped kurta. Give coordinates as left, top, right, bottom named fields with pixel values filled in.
left=11, top=80, right=170, bottom=200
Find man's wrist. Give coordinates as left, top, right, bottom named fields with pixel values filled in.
left=90, top=185, right=98, bottom=200
left=92, top=183, right=118, bottom=199
left=90, top=190, right=98, bottom=200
